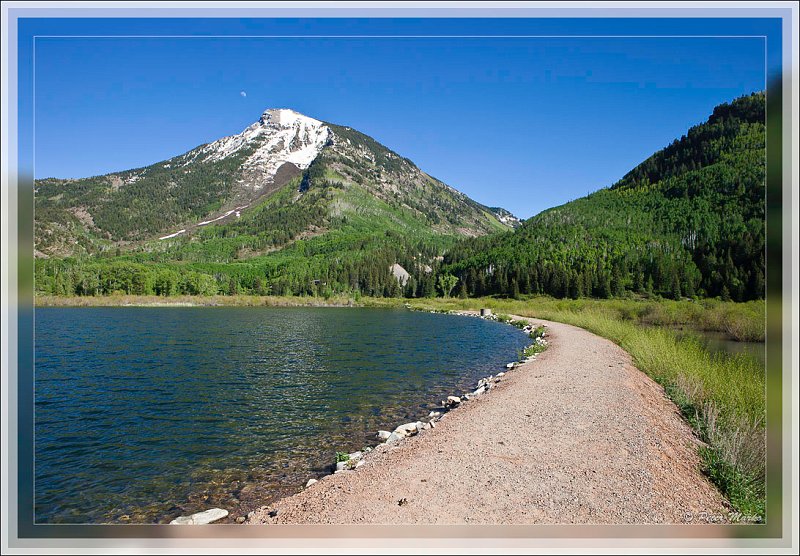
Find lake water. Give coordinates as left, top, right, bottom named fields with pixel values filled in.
left=695, top=331, right=765, bottom=366
left=658, top=325, right=765, bottom=366
left=34, top=307, right=530, bottom=524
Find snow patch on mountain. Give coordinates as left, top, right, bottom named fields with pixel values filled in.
left=159, top=229, right=186, bottom=240
left=196, top=108, right=331, bottom=188
left=489, top=207, right=522, bottom=228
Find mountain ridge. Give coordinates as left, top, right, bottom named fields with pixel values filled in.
left=34, top=108, right=515, bottom=258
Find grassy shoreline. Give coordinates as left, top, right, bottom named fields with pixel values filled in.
left=404, top=297, right=766, bottom=519
left=35, top=294, right=364, bottom=308
left=536, top=310, right=764, bottom=519
left=36, top=293, right=765, bottom=519
left=35, top=294, right=764, bottom=338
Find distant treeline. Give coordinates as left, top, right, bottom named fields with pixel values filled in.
left=34, top=233, right=447, bottom=299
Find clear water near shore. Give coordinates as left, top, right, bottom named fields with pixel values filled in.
left=34, top=307, right=530, bottom=524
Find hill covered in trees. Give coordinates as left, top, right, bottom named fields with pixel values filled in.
left=441, top=92, right=766, bottom=302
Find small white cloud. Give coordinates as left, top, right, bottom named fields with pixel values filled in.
left=240, top=90, right=247, bottom=97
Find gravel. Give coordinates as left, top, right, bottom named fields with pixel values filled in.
left=245, top=316, right=729, bottom=524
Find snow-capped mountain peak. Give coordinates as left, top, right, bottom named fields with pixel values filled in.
left=259, top=107, right=321, bottom=129
left=197, top=108, right=331, bottom=189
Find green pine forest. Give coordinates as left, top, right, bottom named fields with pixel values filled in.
left=443, top=92, right=765, bottom=302
left=34, top=92, right=765, bottom=303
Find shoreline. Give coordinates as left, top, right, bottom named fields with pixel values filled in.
left=35, top=298, right=761, bottom=523
left=160, top=308, right=730, bottom=525
left=168, top=308, right=538, bottom=525
left=32, top=294, right=765, bottom=343
left=34, top=294, right=372, bottom=308
left=235, top=311, right=730, bottom=525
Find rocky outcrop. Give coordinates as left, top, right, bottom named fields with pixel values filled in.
left=170, top=508, right=228, bottom=525
left=390, top=263, right=411, bottom=286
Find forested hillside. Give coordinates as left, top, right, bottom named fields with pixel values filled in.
left=442, top=92, right=765, bottom=302
left=34, top=146, right=258, bottom=257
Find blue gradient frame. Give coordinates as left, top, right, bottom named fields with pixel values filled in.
left=5, top=6, right=795, bottom=551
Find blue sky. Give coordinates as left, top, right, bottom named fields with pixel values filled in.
left=23, top=17, right=776, bottom=219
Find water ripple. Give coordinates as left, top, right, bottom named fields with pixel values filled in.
left=34, top=307, right=529, bottom=523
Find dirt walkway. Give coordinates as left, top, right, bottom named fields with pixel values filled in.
left=246, top=315, right=729, bottom=524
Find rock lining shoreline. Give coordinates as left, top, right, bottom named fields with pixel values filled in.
left=237, top=313, right=729, bottom=525
left=170, top=308, right=545, bottom=525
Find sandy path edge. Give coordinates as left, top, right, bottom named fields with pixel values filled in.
left=245, top=312, right=730, bottom=524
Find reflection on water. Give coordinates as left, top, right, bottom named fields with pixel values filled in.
left=34, top=307, right=530, bottom=523
left=661, top=325, right=765, bottom=366
left=696, top=331, right=765, bottom=366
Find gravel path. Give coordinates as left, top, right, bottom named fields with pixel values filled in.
left=246, top=315, right=729, bottom=524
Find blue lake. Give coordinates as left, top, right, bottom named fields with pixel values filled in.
left=34, top=307, right=530, bottom=523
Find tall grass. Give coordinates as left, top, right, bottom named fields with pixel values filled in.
left=532, top=310, right=764, bottom=512
left=403, top=296, right=766, bottom=519
left=397, top=296, right=765, bottom=342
